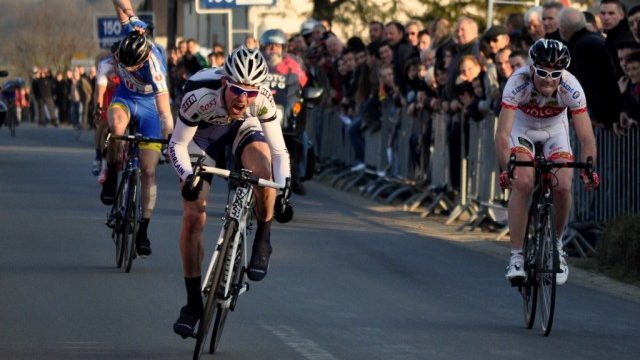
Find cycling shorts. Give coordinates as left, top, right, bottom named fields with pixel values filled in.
left=509, top=117, right=574, bottom=161
left=110, top=94, right=162, bottom=153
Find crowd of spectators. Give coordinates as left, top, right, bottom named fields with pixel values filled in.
left=284, top=0, right=640, bottom=198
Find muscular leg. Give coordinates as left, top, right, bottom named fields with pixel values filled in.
left=139, top=148, right=160, bottom=219
left=241, top=142, right=275, bottom=222
left=507, top=153, right=535, bottom=250
left=179, top=181, right=210, bottom=277
left=552, top=167, right=573, bottom=240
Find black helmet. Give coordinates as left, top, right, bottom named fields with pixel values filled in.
left=260, top=29, right=287, bottom=48
left=528, top=39, right=570, bottom=70
left=117, top=31, right=151, bottom=67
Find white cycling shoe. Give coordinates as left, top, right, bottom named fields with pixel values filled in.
left=505, top=255, right=526, bottom=282
left=557, top=249, right=569, bottom=285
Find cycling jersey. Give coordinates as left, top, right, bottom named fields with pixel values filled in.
left=169, top=67, right=291, bottom=187
left=107, top=44, right=168, bottom=143
left=96, top=56, right=121, bottom=122
left=501, top=66, right=588, bottom=159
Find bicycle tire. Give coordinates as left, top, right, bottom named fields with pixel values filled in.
left=123, top=171, right=140, bottom=273
left=210, top=228, right=245, bottom=354
left=113, top=173, right=129, bottom=268
left=193, top=220, right=237, bottom=360
left=521, top=205, right=538, bottom=329
left=538, top=206, right=557, bottom=336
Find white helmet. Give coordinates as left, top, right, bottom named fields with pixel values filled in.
left=224, top=45, right=268, bottom=85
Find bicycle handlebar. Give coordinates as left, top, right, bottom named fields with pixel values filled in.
left=109, top=133, right=169, bottom=144
left=508, top=154, right=594, bottom=182
left=189, top=154, right=286, bottom=191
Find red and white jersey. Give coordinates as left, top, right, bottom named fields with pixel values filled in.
left=501, top=66, right=587, bottom=128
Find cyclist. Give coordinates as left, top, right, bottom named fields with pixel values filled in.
left=101, top=0, right=174, bottom=257
left=494, top=39, right=599, bottom=286
left=260, top=28, right=310, bottom=195
left=168, top=46, right=291, bottom=338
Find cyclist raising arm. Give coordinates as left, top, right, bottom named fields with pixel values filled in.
left=101, top=0, right=174, bottom=257
left=494, top=39, right=598, bottom=286
left=168, top=46, right=291, bottom=338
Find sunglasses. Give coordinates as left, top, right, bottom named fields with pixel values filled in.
left=533, top=66, right=563, bottom=79
left=228, top=82, right=260, bottom=98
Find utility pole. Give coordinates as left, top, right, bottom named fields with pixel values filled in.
left=167, top=0, right=178, bottom=50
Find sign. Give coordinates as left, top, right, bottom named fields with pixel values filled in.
left=94, top=12, right=154, bottom=49
left=197, top=0, right=275, bottom=12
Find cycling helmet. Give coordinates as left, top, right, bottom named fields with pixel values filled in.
left=224, top=45, right=269, bottom=85
left=117, top=31, right=151, bottom=67
left=528, top=39, right=570, bottom=70
left=300, top=19, right=320, bottom=36
left=260, top=29, right=287, bottom=48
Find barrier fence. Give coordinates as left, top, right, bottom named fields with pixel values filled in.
left=309, top=101, right=640, bottom=256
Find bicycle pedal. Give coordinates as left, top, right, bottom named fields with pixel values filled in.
left=509, top=277, right=525, bottom=287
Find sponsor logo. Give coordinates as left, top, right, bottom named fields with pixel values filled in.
left=511, top=82, right=529, bottom=96
left=572, top=91, right=580, bottom=99
left=257, top=106, right=269, bottom=117
left=154, top=73, right=164, bottom=83
left=519, top=104, right=566, bottom=118
left=517, top=137, right=534, bottom=152
left=181, top=94, right=197, bottom=112
left=198, top=94, right=217, bottom=112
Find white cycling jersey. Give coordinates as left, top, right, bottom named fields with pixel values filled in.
left=501, top=66, right=588, bottom=159
left=169, top=68, right=290, bottom=186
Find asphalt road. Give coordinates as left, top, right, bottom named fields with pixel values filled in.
left=1, top=123, right=639, bottom=360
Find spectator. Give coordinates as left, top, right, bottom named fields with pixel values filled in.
left=36, top=68, right=58, bottom=127
left=244, top=35, right=258, bottom=50
left=600, top=0, right=635, bottom=79
left=495, top=47, right=513, bottom=83
left=369, top=21, right=385, bottom=44
left=542, top=1, right=564, bottom=41
left=619, top=51, right=640, bottom=132
left=207, top=50, right=225, bottom=68
left=182, top=39, right=208, bottom=75
left=509, top=50, right=528, bottom=71
left=428, top=17, right=454, bottom=66
left=627, top=5, right=640, bottom=42
left=560, top=7, right=622, bottom=130
left=78, top=67, right=94, bottom=129
left=67, top=68, right=81, bottom=129
left=405, top=20, right=422, bottom=48
left=378, top=41, right=394, bottom=66
left=525, top=6, right=545, bottom=43
left=288, top=33, right=307, bottom=59
left=506, top=12, right=530, bottom=51
left=584, top=11, right=603, bottom=33
left=385, top=21, right=419, bottom=98
left=53, top=71, right=70, bottom=124
left=417, top=29, right=431, bottom=51
left=481, top=25, right=510, bottom=62
left=444, top=16, right=479, bottom=109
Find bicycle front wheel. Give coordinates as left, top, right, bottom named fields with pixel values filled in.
left=210, top=226, right=245, bottom=354
left=521, top=207, right=538, bottom=329
left=113, top=174, right=129, bottom=268
left=538, top=206, right=557, bottom=336
left=123, top=171, right=140, bottom=273
left=193, top=220, right=238, bottom=360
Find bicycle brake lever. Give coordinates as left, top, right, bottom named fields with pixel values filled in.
left=508, top=153, right=517, bottom=179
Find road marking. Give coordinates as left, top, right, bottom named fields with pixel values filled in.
left=260, top=322, right=338, bottom=360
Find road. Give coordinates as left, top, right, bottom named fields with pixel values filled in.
left=1, top=123, right=639, bottom=360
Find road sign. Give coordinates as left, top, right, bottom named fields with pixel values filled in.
left=94, top=12, right=154, bottom=49
left=196, top=0, right=275, bottom=12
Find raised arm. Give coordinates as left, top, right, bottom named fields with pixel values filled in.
left=112, top=0, right=146, bottom=32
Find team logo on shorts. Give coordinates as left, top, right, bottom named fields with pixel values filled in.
left=517, top=137, right=534, bottom=152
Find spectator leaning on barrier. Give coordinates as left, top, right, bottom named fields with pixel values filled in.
left=616, top=40, right=640, bottom=133
left=542, top=1, right=564, bottom=42
left=600, top=0, right=635, bottom=80
left=560, top=6, right=622, bottom=131
left=385, top=21, right=419, bottom=100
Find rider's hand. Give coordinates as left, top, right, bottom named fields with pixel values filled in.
left=499, top=170, right=512, bottom=189
left=127, top=16, right=147, bottom=32
left=580, top=170, right=600, bottom=191
left=274, top=192, right=293, bottom=223
left=181, top=174, right=202, bottom=202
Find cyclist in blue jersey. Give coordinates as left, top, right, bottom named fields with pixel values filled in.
left=101, top=0, right=174, bottom=257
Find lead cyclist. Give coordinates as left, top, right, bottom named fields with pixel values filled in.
left=168, top=46, right=291, bottom=338
left=494, top=39, right=599, bottom=286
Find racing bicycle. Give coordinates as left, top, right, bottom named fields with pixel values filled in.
left=508, top=142, right=595, bottom=336
left=186, top=154, right=292, bottom=359
left=105, top=124, right=167, bottom=272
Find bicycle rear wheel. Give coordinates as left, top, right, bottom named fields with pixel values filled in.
left=521, top=208, right=538, bottom=329
left=538, top=206, right=557, bottom=336
left=193, top=220, right=237, bottom=360
left=210, top=227, right=245, bottom=354
left=123, top=171, right=140, bottom=273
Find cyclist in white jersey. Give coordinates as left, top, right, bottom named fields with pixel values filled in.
left=169, top=46, right=291, bottom=338
left=494, top=39, right=599, bottom=285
